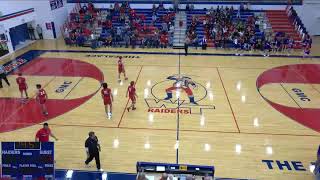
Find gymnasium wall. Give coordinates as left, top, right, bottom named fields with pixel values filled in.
left=294, top=1, right=320, bottom=35
left=0, top=0, right=70, bottom=39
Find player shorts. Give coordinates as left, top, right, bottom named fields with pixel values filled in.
left=39, top=98, right=46, bottom=105
left=104, top=99, right=112, bottom=105
left=19, top=86, right=27, bottom=92
left=118, top=67, right=125, bottom=73
left=129, top=96, right=136, bottom=103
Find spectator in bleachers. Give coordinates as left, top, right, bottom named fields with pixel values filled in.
left=201, top=36, right=207, bottom=50
left=159, top=2, right=165, bottom=10
left=105, top=35, right=112, bottom=47
left=152, top=13, right=157, bottom=24
left=152, top=4, right=157, bottom=13
left=186, top=4, right=190, bottom=11
left=80, top=5, right=86, bottom=14
left=124, top=33, right=130, bottom=48
left=186, top=175, right=195, bottom=180
left=161, top=22, right=168, bottom=33
left=65, top=2, right=175, bottom=49
left=160, top=33, right=168, bottom=48
left=185, top=36, right=190, bottom=56
left=136, top=171, right=148, bottom=180
left=159, top=173, right=168, bottom=180
left=202, top=174, right=212, bottom=180
left=190, top=4, right=194, bottom=11
left=115, top=27, right=122, bottom=47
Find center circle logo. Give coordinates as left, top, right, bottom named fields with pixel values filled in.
left=150, top=75, right=207, bottom=105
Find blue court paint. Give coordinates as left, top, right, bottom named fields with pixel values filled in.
left=291, top=161, right=306, bottom=171
left=262, top=160, right=274, bottom=169
left=262, top=160, right=310, bottom=171
left=276, top=160, right=292, bottom=171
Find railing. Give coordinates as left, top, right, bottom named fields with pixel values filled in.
left=67, top=0, right=303, bottom=5
left=0, top=8, right=35, bottom=22
left=286, top=5, right=307, bottom=40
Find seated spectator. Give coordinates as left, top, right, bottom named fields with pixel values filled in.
left=82, top=4, right=88, bottom=13
left=159, top=173, right=168, bottom=180
left=158, top=2, right=165, bottom=10
left=136, top=172, right=148, bottom=180
left=186, top=175, right=195, bottom=180
left=160, top=33, right=168, bottom=48
left=190, top=4, right=194, bottom=10
left=152, top=4, right=157, bottom=13
left=161, top=22, right=168, bottom=32
left=152, top=13, right=157, bottom=24
left=105, top=35, right=112, bottom=47
left=114, top=2, right=120, bottom=12
left=186, top=4, right=190, bottom=11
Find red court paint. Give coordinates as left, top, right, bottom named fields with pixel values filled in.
left=257, top=64, right=320, bottom=133
left=0, top=58, right=104, bottom=133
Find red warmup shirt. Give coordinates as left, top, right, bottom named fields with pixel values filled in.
left=101, top=88, right=112, bottom=101
left=16, top=77, right=27, bottom=89
left=36, top=128, right=51, bottom=142
left=37, top=89, right=47, bottom=99
left=128, top=85, right=136, bottom=97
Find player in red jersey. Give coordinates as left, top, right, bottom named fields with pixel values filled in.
left=126, top=81, right=138, bottom=112
left=101, top=82, right=113, bottom=119
left=36, top=84, right=48, bottom=116
left=118, top=56, right=128, bottom=82
left=16, top=73, right=28, bottom=99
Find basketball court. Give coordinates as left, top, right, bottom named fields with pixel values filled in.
left=0, top=40, right=320, bottom=179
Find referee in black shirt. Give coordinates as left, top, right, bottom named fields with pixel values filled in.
left=85, top=131, right=101, bottom=170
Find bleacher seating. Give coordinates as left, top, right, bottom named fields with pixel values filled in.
left=266, top=9, right=302, bottom=48
left=63, top=3, right=175, bottom=48
left=186, top=8, right=263, bottom=48
left=62, top=2, right=309, bottom=51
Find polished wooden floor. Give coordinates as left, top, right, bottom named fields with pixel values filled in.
left=1, top=38, right=320, bottom=180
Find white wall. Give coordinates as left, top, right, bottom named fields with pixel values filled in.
left=50, top=0, right=69, bottom=38
left=0, top=11, right=37, bottom=53
left=0, top=0, right=55, bottom=39
left=294, top=2, right=320, bottom=35
left=0, top=0, right=71, bottom=55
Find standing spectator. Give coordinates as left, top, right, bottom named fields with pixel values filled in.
left=85, top=131, right=101, bottom=171
left=184, top=36, right=190, bottom=56
left=36, top=24, right=43, bottom=39
left=28, top=24, right=36, bottom=40
left=201, top=36, right=207, bottom=50
left=124, top=33, right=130, bottom=48
left=35, top=123, right=58, bottom=142
left=152, top=13, right=157, bottom=24
left=0, top=64, right=10, bottom=88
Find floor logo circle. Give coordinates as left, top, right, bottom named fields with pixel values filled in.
left=145, top=75, right=215, bottom=115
